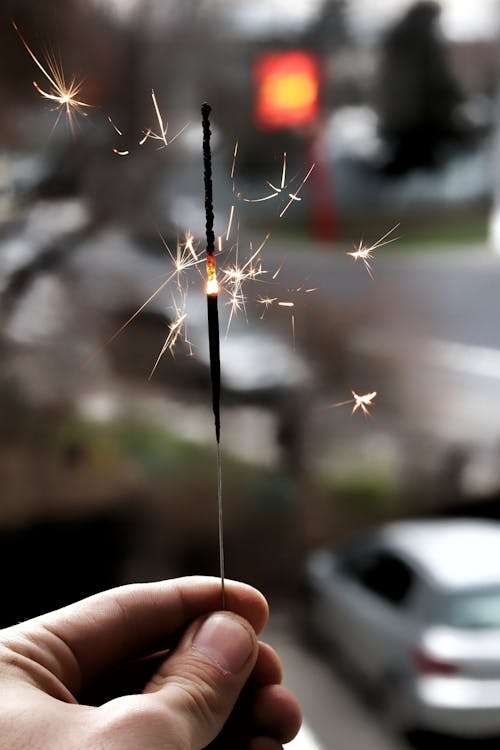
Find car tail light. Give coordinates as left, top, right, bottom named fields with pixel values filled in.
left=412, top=647, right=458, bottom=675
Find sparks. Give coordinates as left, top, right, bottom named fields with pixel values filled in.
left=164, top=233, right=204, bottom=286
left=108, top=115, right=131, bottom=156
left=258, top=295, right=278, bottom=316
left=352, top=390, right=377, bottom=416
left=107, top=115, right=123, bottom=135
left=100, top=233, right=202, bottom=357
left=231, top=140, right=239, bottom=180
left=347, top=224, right=400, bottom=278
left=13, top=21, right=92, bottom=132
left=329, top=390, right=377, bottom=417
left=149, top=307, right=189, bottom=380
left=239, top=152, right=315, bottom=218
left=139, top=128, right=152, bottom=146
left=141, top=89, right=189, bottom=149
left=272, top=263, right=283, bottom=280
left=226, top=204, right=235, bottom=241
left=220, top=234, right=270, bottom=332
left=279, top=163, right=316, bottom=218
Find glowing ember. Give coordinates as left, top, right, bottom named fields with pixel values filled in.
left=206, top=254, right=219, bottom=296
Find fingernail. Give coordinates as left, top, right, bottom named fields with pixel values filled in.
left=192, top=613, right=254, bottom=674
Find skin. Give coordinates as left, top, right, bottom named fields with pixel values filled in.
left=0, top=576, right=302, bottom=749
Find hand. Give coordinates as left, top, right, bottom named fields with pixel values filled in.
left=0, top=576, right=301, bottom=749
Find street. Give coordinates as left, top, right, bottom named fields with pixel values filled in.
left=265, top=608, right=408, bottom=750
left=257, top=241, right=500, bottom=488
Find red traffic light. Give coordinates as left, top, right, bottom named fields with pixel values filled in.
left=254, top=50, right=320, bottom=130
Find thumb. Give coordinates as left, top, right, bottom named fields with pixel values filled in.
left=143, top=611, right=258, bottom=749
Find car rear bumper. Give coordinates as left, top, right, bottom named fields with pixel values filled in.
left=413, top=676, right=500, bottom=737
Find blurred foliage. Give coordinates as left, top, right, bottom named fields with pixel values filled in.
left=387, top=209, right=489, bottom=249
left=319, top=465, right=399, bottom=519
left=52, top=414, right=304, bottom=590
left=56, top=414, right=297, bottom=504
left=56, top=416, right=213, bottom=479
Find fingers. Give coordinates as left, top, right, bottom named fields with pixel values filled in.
left=141, top=611, right=259, bottom=748
left=249, top=642, right=301, bottom=743
left=87, top=621, right=300, bottom=749
left=250, top=642, right=282, bottom=687
left=12, top=577, right=268, bottom=695
left=203, top=642, right=301, bottom=749
left=81, top=638, right=283, bottom=708
left=249, top=739, right=284, bottom=750
left=251, top=683, right=302, bottom=744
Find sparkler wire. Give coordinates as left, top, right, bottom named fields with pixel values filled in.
left=201, top=103, right=225, bottom=608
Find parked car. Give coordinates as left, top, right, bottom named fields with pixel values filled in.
left=301, top=518, right=500, bottom=739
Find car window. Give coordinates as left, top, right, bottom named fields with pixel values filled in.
left=443, top=587, right=500, bottom=630
left=340, top=549, right=415, bottom=607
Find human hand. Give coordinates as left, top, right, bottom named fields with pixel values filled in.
left=0, top=575, right=301, bottom=749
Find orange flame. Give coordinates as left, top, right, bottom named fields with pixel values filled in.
left=206, top=254, right=219, bottom=296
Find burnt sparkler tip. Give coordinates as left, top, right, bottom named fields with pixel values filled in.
left=202, top=103, right=215, bottom=255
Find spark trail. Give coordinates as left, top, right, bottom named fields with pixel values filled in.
left=13, top=21, right=92, bottom=133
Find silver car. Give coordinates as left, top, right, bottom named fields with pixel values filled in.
left=302, top=518, right=500, bottom=738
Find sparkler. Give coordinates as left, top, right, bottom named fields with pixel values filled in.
left=13, top=21, right=92, bottom=133
left=201, top=103, right=225, bottom=609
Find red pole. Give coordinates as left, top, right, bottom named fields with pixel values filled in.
left=306, top=117, right=339, bottom=244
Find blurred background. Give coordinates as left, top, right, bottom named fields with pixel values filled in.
left=1, top=0, right=500, bottom=747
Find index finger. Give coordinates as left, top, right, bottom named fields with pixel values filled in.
left=11, top=576, right=268, bottom=695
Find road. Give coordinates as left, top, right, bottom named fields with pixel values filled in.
left=250, top=241, right=500, bottom=488
left=265, top=608, right=407, bottom=750
left=265, top=241, right=499, bottom=347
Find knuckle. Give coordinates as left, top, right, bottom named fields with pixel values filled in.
left=96, top=698, right=181, bottom=749
left=169, top=670, right=222, bottom=726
